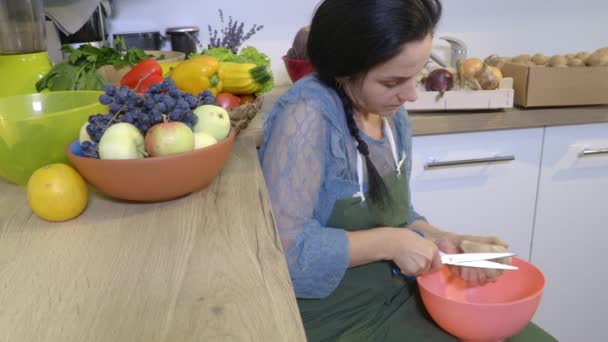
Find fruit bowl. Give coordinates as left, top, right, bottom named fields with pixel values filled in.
left=0, top=91, right=106, bottom=186
left=66, top=129, right=236, bottom=202
left=282, top=56, right=314, bottom=83
left=417, top=257, right=545, bottom=342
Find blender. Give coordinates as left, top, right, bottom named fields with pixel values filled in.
left=0, top=0, right=52, bottom=97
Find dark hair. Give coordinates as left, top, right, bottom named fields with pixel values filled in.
left=308, top=0, right=442, bottom=207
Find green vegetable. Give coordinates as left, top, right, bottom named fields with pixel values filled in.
left=36, top=39, right=154, bottom=92
left=36, top=61, right=106, bottom=92
left=197, top=47, right=235, bottom=62
left=195, top=46, right=274, bottom=95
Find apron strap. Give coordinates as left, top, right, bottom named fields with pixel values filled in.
left=353, top=119, right=406, bottom=201
left=354, top=147, right=366, bottom=203
left=383, top=118, right=406, bottom=176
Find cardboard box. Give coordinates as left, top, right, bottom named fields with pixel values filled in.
left=501, top=62, right=608, bottom=107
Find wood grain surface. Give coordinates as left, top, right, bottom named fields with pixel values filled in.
left=0, top=137, right=306, bottom=342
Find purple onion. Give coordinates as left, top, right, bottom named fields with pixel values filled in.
left=425, top=68, right=455, bottom=92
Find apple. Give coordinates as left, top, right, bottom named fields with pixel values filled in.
left=193, top=132, right=218, bottom=149
left=98, top=123, right=146, bottom=160
left=193, top=105, right=231, bottom=141
left=79, top=122, right=92, bottom=144
left=145, top=121, right=194, bottom=157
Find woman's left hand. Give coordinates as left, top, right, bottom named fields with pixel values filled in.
left=434, top=232, right=509, bottom=286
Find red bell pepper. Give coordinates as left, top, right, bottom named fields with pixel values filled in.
left=135, top=73, right=165, bottom=93
left=120, top=59, right=164, bottom=93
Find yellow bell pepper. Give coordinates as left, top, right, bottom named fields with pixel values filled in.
left=160, top=61, right=180, bottom=77
left=170, top=56, right=223, bottom=96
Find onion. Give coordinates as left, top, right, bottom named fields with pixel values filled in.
left=475, top=65, right=502, bottom=90
left=462, top=58, right=483, bottom=78
left=425, top=68, right=454, bottom=93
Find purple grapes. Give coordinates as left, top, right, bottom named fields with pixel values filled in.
left=81, top=77, right=216, bottom=158
left=80, top=141, right=100, bottom=159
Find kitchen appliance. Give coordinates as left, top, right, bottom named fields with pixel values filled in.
left=430, top=36, right=467, bottom=69
left=0, top=0, right=52, bottom=97
left=113, top=31, right=166, bottom=51
left=58, top=4, right=108, bottom=59
left=166, top=26, right=202, bottom=57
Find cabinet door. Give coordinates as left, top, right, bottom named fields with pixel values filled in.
left=531, top=123, right=608, bottom=342
left=410, top=128, right=544, bottom=260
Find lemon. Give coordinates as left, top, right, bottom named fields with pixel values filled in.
left=27, top=163, right=89, bottom=222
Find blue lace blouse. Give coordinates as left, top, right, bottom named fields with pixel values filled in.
left=258, top=75, right=426, bottom=299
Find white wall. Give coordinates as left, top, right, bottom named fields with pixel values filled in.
left=107, top=0, right=608, bottom=87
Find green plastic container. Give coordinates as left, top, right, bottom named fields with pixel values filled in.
left=0, top=91, right=106, bottom=186
left=0, top=52, right=52, bottom=97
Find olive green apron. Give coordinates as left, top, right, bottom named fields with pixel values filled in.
left=296, top=121, right=557, bottom=342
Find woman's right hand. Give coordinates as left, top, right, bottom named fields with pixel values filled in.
left=388, top=228, right=443, bottom=277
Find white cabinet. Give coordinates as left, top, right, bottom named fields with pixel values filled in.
left=530, top=123, right=608, bottom=342
left=409, top=128, right=544, bottom=260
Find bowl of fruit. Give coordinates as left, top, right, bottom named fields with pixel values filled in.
left=0, top=90, right=107, bottom=186
left=66, top=80, right=236, bottom=202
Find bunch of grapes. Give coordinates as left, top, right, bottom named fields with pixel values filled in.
left=81, top=78, right=218, bottom=158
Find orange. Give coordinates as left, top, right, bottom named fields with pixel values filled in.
left=27, top=163, right=88, bottom=222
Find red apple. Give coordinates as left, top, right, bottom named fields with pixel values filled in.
left=144, top=121, right=194, bottom=157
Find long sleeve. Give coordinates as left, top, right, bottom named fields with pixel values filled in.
left=259, top=95, right=349, bottom=299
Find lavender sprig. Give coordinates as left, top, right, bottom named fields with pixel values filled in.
left=206, top=9, right=264, bottom=54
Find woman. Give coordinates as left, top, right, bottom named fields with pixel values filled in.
left=259, top=0, right=555, bottom=340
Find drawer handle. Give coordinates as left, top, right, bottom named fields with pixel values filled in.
left=581, top=148, right=608, bottom=157
left=425, top=155, right=516, bottom=169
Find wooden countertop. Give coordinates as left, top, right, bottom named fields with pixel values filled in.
left=240, top=86, right=608, bottom=146
left=0, top=137, right=307, bottom=342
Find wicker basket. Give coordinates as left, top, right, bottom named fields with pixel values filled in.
left=228, top=95, right=264, bottom=134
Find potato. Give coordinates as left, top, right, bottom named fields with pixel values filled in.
left=593, top=47, right=608, bottom=56
left=567, top=58, right=586, bottom=67
left=576, top=51, right=591, bottom=61
left=586, top=52, right=608, bottom=66
left=531, top=53, right=549, bottom=65
left=460, top=240, right=512, bottom=277
left=512, top=54, right=531, bottom=64
left=548, top=55, right=568, bottom=67
left=565, top=53, right=576, bottom=60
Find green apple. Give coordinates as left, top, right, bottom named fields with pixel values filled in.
left=193, top=132, right=218, bottom=149
left=79, top=122, right=92, bottom=144
left=99, top=123, right=146, bottom=160
left=144, top=121, right=194, bottom=157
left=193, top=105, right=231, bottom=141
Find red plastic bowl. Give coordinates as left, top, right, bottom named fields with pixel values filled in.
left=282, top=56, right=314, bottom=83
left=417, top=257, right=545, bottom=342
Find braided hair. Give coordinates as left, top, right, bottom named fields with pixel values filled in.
left=335, top=85, right=390, bottom=207
left=308, top=0, right=442, bottom=207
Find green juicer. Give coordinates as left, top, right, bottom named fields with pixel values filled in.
left=0, top=0, right=52, bottom=97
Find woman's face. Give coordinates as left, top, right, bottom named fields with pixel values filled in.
left=345, top=33, right=433, bottom=117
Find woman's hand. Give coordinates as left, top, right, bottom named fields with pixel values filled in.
left=388, top=228, right=443, bottom=277
left=434, top=232, right=509, bottom=286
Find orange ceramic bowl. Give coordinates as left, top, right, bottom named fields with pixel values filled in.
left=66, top=129, right=236, bottom=202
left=417, top=257, right=545, bottom=342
